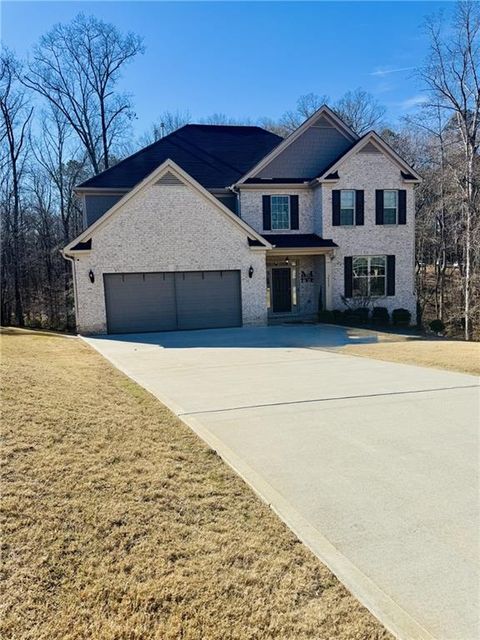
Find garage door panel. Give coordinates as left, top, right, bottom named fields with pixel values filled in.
left=104, top=270, right=241, bottom=334
left=104, top=273, right=176, bottom=333
left=175, top=271, right=241, bottom=330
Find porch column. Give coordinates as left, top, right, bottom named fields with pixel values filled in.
left=325, top=254, right=333, bottom=310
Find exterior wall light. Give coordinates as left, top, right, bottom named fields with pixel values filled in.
left=248, top=266, right=254, bottom=278
left=88, top=269, right=95, bottom=283
left=285, top=256, right=289, bottom=265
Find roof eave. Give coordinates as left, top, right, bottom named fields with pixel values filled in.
left=268, top=246, right=336, bottom=255
left=74, top=187, right=131, bottom=195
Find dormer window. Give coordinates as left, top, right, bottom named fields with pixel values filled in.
left=270, top=195, right=290, bottom=230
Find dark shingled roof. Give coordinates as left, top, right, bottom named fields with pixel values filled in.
left=262, top=234, right=337, bottom=248
left=78, top=125, right=283, bottom=190
left=244, top=177, right=312, bottom=184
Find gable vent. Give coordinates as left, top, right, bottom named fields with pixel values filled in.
left=312, top=114, right=334, bottom=129
left=155, top=171, right=184, bottom=186
left=359, top=142, right=381, bottom=154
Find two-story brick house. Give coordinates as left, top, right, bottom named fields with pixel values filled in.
left=63, top=105, right=421, bottom=334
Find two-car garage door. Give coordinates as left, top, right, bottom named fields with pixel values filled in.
left=104, top=270, right=242, bottom=334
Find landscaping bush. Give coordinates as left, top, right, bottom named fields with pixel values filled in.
left=429, top=319, right=445, bottom=334
left=392, top=308, right=411, bottom=326
left=342, top=307, right=369, bottom=325
left=343, top=308, right=359, bottom=325
left=317, top=310, right=335, bottom=324
left=332, top=309, right=345, bottom=324
left=371, top=306, right=390, bottom=325
left=356, top=307, right=370, bottom=324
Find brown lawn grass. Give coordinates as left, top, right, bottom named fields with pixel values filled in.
left=0, top=329, right=390, bottom=640
left=337, top=333, right=480, bottom=376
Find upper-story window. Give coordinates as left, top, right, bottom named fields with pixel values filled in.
left=383, top=190, right=398, bottom=224
left=270, top=195, right=290, bottom=230
left=332, top=190, right=364, bottom=226
left=340, top=190, right=355, bottom=225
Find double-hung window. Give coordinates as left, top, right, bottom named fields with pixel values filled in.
left=352, top=256, right=386, bottom=297
left=340, top=190, right=355, bottom=225
left=270, top=195, right=290, bottom=230
left=383, top=190, right=398, bottom=224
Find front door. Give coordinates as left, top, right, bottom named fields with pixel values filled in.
left=271, top=267, right=292, bottom=313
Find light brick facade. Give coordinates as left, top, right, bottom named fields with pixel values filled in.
left=240, top=188, right=314, bottom=234
left=66, top=110, right=418, bottom=334
left=238, top=152, right=417, bottom=322
left=71, top=180, right=267, bottom=334
left=321, top=151, right=416, bottom=319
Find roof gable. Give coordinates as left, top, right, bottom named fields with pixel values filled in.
left=78, top=125, right=282, bottom=191
left=236, top=106, right=358, bottom=184
left=64, top=160, right=271, bottom=254
left=315, top=132, right=421, bottom=183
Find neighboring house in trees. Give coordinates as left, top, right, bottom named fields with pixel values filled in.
left=63, top=105, right=421, bottom=334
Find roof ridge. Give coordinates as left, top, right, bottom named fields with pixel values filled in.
left=174, top=128, right=262, bottom=175
left=78, top=124, right=281, bottom=189
left=77, top=124, right=283, bottom=190
left=183, top=123, right=277, bottom=131
left=164, top=135, right=241, bottom=177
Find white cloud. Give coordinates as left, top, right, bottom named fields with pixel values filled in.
left=399, top=95, right=428, bottom=110
left=370, top=66, right=415, bottom=77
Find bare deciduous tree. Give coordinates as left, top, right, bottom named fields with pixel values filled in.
left=140, top=109, right=192, bottom=144
left=31, top=106, right=87, bottom=328
left=0, top=50, right=33, bottom=325
left=278, top=92, right=329, bottom=134
left=200, top=113, right=252, bottom=126
left=419, top=0, right=480, bottom=339
left=334, top=88, right=386, bottom=135
left=277, top=89, right=386, bottom=136
left=24, top=13, right=144, bottom=174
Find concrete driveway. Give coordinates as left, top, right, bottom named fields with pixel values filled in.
left=85, top=324, right=479, bottom=640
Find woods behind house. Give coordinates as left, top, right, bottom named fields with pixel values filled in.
left=1, top=3, right=479, bottom=338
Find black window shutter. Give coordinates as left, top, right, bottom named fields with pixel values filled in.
left=376, top=190, right=384, bottom=225
left=398, top=190, right=407, bottom=224
left=332, top=190, right=341, bottom=226
left=290, top=195, right=299, bottom=229
left=387, top=255, right=396, bottom=296
left=355, top=190, right=364, bottom=225
left=344, top=257, right=353, bottom=298
left=262, top=195, right=271, bottom=230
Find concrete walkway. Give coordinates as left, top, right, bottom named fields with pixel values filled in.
left=84, top=325, right=479, bottom=640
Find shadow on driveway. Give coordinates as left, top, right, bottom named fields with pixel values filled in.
left=88, top=322, right=420, bottom=350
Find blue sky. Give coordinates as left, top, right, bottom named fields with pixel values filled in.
left=2, top=1, right=454, bottom=135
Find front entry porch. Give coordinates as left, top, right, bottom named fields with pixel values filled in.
left=266, top=251, right=332, bottom=321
